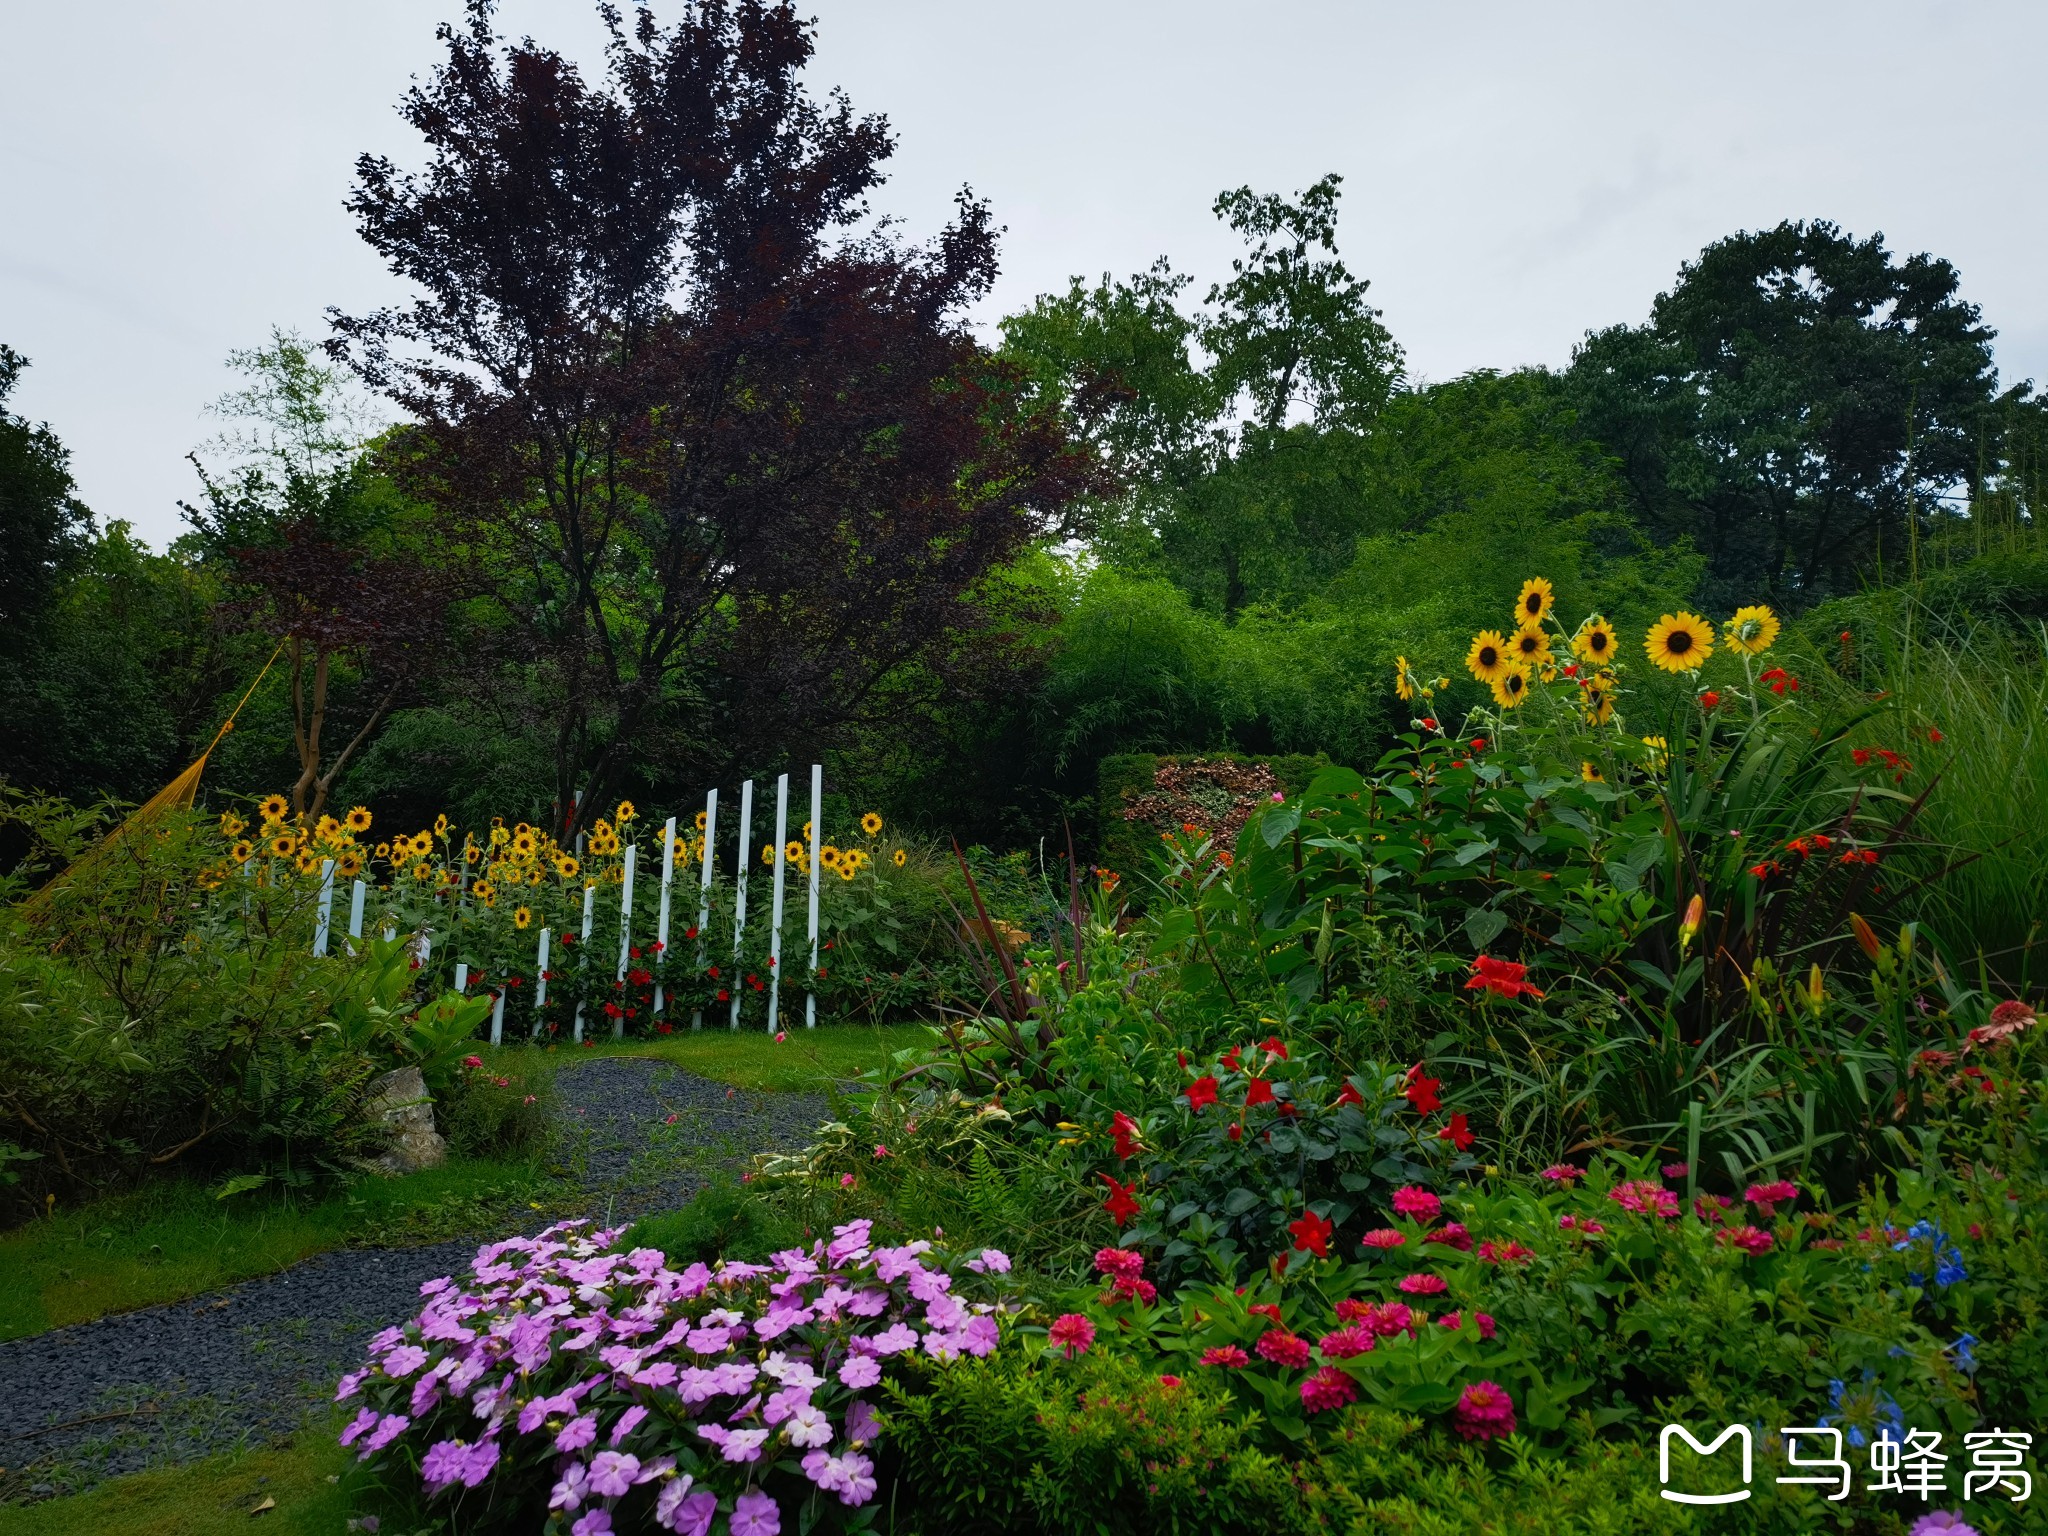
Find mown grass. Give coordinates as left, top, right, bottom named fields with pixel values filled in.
left=0, top=1437, right=352, bottom=1536
left=0, top=1154, right=556, bottom=1343
left=503, top=1020, right=935, bottom=1093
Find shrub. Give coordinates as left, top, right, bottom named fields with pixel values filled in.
left=439, top=1057, right=556, bottom=1161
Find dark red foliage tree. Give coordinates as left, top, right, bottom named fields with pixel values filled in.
left=329, top=0, right=1094, bottom=836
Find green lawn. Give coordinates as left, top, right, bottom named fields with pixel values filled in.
left=0, top=1438, right=352, bottom=1536
left=505, top=1019, right=936, bottom=1093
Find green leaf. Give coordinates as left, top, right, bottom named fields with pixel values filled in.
left=1463, top=906, right=1507, bottom=951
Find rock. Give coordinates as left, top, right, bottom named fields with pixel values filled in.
left=359, top=1066, right=447, bottom=1175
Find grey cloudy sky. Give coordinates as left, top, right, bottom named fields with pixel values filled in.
left=4, top=1, right=2043, bottom=547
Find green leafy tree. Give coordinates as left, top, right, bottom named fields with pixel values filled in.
left=0, top=346, right=91, bottom=641
left=1568, top=219, right=2024, bottom=608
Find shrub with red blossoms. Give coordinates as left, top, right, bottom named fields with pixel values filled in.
left=1453, top=1380, right=1517, bottom=1441
left=334, top=1218, right=1014, bottom=1531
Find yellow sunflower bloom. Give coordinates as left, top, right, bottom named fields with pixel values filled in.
left=555, top=855, right=580, bottom=880
left=229, top=839, right=255, bottom=863
left=1641, top=735, right=1669, bottom=772
left=268, top=832, right=296, bottom=858
left=294, top=850, right=320, bottom=876
left=616, top=800, right=637, bottom=823
left=1394, top=656, right=1414, bottom=703
left=1723, top=604, right=1780, bottom=656
left=258, top=794, right=288, bottom=824
left=1490, top=667, right=1532, bottom=709
left=374, top=841, right=391, bottom=858
left=1582, top=761, right=1605, bottom=783
left=473, top=879, right=495, bottom=901
left=337, top=852, right=364, bottom=878
left=1645, top=612, right=1715, bottom=673
left=219, top=812, right=246, bottom=837
left=412, top=862, right=431, bottom=882
left=489, top=824, right=510, bottom=847
left=1580, top=675, right=1617, bottom=726
left=694, top=810, right=708, bottom=831
left=511, top=830, right=537, bottom=858
left=1516, top=577, right=1555, bottom=625
left=1509, top=623, right=1552, bottom=670
left=860, top=811, right=883, bottom=837
left=514, top=906, right=533, bottom=930
left=434, top=813, right=450, bottom=837
left=820, top=845, right=842, bottom=869
left=892, top=848, right=907, bottom=868
left=1571, top=617, right=1617, bottom=667
left=345, top=805, right=373, bottom=834
left=1466, top=630, right=1514, bottom=686
left=785, top=840, right=804, bottom=863
left=762, top=842, right=778, bottom=866
left=529, top=867, right=546, bottom=886
left=837, top=861, right=858, bottom=882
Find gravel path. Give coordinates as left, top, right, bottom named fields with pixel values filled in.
left=0, top=1060, right=829, bottom=1499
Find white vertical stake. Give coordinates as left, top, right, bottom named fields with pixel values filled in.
left=767, top=773, right=788, bottom=1031
left=454, top=962, right=469, bottom=993
left=729, top=779, right=753, bottom=1030
left=654, top=815, right=677, bottom=1015
left=692, top=789, right=717, bottom=1030
left=533, top=927, right=552, bottom=1036
left=573, top=884, right=596, bottom=1043
left=490, top=989, right=505, bottom=1047
left=313, top=858, right=336, bottom=956
left=806, top=763, right=821, bottom=1028
left=347, top=879, right=367, bottom=940
left=614, top=842, right=637, bottom=1037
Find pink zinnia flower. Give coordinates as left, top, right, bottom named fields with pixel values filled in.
left=1609, top=1180, right=1680, bottom=1217
left=1397, top=1273, right=1448, bottom=1296
left=1539, top=1164, right=1584, bottom=1182
left=1743, top=1180, right=1799, bottom=1217
left=1048, top=1313, right=1096, bottom=1358
left=1255, top=1329, right=1313, bottom=1368
left=1437, top=1309, right=1497, bottom=1340
left=1717, top=1224, right=1775, bottom=1255
left=1453, top=1380, right=1517, bottom=1440
left=1361, top=1228, right=1406, bottom=1250
left=1301, top=1366, right=1359, bottom=1413
left=1426, top=1222, right=1474, bottom=1251
left=1390, top=1186, right=1442, bottom=1223
left=1199, top=1345, right=1250, bottom=1368
left=1317, top=1325, right=1375, bottom=1359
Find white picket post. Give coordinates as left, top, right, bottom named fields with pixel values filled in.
left=729, top=779, right=753, bottom=1030
left=806, top=764, right=821, bottom=1028
left=653, top=814, right=677, bottom=1015
left=313, top=858, right=337, bottom=956
left=347, top=878, right=367, bottom=940
left=692, top=788, right=717, bottom=1030
left=533, top=927, right=552, bottom=1037
left=490, top=988, right=505, bottom=1047
left=455, top=962, right=469, bottom=993
left=614, top=842, right=637, bottom=1037
left=767, top=773, right=789, bottom=1032
left=573, top=883, right=596, bottom=1043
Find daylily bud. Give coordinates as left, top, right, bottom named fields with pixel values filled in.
left=1806, top=964, right=1826, bottom=1016
left=1848, top=912, right=1882, bottom=963
left=1678, top=893, right=1704, bottom=953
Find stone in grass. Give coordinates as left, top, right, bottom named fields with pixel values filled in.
left=358, top=1066, right=448, bottom=1176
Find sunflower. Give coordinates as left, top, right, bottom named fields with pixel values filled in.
left=1581, top=762, right=1605, bottom=783
left=892, top=849, right=907, bottom=868
left=785, top=840, right=804, bottom=864
left=616, top=800, right=637, bottom=823
left=1641, top=735, right=1669, bottom=772
left=374, top=841, right=391, bottom=858
left=294, top=850, right=320, bottom=876
left=437, top=867, right=459, bottom=888
left=820, top=845, right=843, bottom=870
left=228, top=839, right=254, bottom=862
left=343, top=805, right=373, bottom=834
left=514, top=906, right=533, bottom=930
left=694, top=810, right=709, bottom=831
left=258, top=793, right=289, bottom=824
left=1645, top=612, right=1715, bottom=673
left=316, top=815, right=343, bottom=843
left=1394, top=656, right=1414, bottom=703
left=511, top=829, right=538, bottom=858
left=489, top=824, right=510, bottom=848
left=1516, top=577, right=1555, bottom=625
left=1580, top=675, right=1617, bottom=726
left=1465, top=630, right=1514, bottom=686
left=555, top=855, right=580, bottom=880
left=1490, top=667, right=1532, bottom=709
left=337, top=852, right=365, bottom=878
left=474, top=881, right=497, bottom=908
left=434, top=813, right=450, bottom=837
left=412, top=862, right=431, bottom=882
left=837, top=861, right=858, bottom=882
left=860, top=811, right=883, bottom=837
left=1723, top=604, right=1780, bottom=656
left=219, top=812, right=246, bottom=837
left=529, top=867, right=546, bottom=886
left=1509, top=623, right=1552, bottom=670
left=196, top=866, right=225, bottom=892
left=1571, top=617, right=1617, bottom=667
left=268, top=832, right=297, bottom=858
left=762, top=842, right=779, bottom=866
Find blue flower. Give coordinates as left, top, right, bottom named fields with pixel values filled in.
left=1948, top=1333, right=1979, bottom=1373
left=1935, top=1250, right=1967, bottom=1287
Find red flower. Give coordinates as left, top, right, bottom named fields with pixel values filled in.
left=1288, top=1209, right=1334, bottom=1258
left=1244, top=1076, right=1276, bottom=1108
left=1099, top=1173, right=1142, bottom=1227
left=1840, top=848, right=1879, bottom=865
left=1333, top=1081, right=1365, bottom=1109
left=716, top=989, right=730, bottom=1002
left=1851, top=747, right=1874, bottom=767
left=1465, top=954, right=1545, bottom=1001
left=1748, top=861, right=1780, bottom=879
left=1927, top=727, right=1944, bottom=744
left=1420, top=716, right=1438, bottom=729
left=1471, top=737, right=1487, bottom=752
left=1259, top=1036, right=1289, bottom=1060
left=1185, top=1075, right=1220, bottom=1112
left=1226, top=1122, right=1243, bottom=1142
left=1301, top=1367, right=1358, bottom=1413
left=1199, top=1345, right=1249, bottom=1368
left=1111, top=1110, right=1143, bottom=1162
left=1453, top=1381, right=1518, bottom=1441
left=1048, top=1313, right=1096, bottom=1359
left=1699, top=690, right=1721, bottom=710
left=1404, top=1067, right=1442, bottom=1116
left=1255, top=1329, right=1312, bottom=1368
left=1438, top=1112, right=1474, bottom=1150
left=706, top=965, right=719, bottom=978
left=1246, top=1302, right=1284, bottom=1323
left=1220, top=1045, right=1243, bottom=1072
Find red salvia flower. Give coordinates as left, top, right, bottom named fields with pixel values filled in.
left=1288, top=1209, right=1334, bottom=1258
left=1099, top=1173, right=1141, bottom=1226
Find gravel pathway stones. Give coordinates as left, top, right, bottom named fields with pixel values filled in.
left=0, top=1058, right=831, bottom=1500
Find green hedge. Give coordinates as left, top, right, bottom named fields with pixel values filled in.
left=1095, top=750, right=1329, bottom=882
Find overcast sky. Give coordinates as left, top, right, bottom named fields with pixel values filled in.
left=4, top=1, right=2043, bottom=548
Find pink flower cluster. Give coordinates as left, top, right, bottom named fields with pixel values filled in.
left=1608, top=1179, right=1681, bottom=1217
left=1453, top=1380, right=1517, bottom=1440
left=1743, top=1179, right=1800, bottom=1218
left=335, top=1218, right=1014, bottom=1533
left=1094, top=1246, right=1157, bottom=1304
